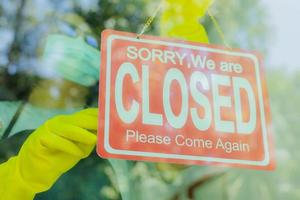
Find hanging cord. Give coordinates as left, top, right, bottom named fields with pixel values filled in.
left=137, top=2, right=163, bottom=39
left=137, top=0, right=230, bottom=49
left=207, top=9, right=231, bottom=48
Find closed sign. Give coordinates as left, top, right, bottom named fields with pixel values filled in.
left=97, top=29, right=275, bottom=170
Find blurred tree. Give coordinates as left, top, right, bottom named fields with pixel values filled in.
left=204, top=0, right=270, bottom=52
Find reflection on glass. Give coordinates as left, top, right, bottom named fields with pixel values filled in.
left=0, top=0, right=298, bottom=200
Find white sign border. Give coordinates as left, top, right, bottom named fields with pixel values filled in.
left=103, top=34, right=270, bottom=166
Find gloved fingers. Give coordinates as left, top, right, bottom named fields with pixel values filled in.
left=47, top=121, right=97, bottom=145
left=53, top=112, right=98, bottom=131
left=75, top=108, right=98, bottom=117
left=77, top=143, right=95, bottom=158
left=40, top=131, right=84, bottom=157
left=64, top=114, right=98, bottom=130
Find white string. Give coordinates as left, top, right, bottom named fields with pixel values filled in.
left=137, top=2, right=163, bottom=38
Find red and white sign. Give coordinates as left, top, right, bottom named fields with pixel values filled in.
left=97, top=29, right=275, bottom=170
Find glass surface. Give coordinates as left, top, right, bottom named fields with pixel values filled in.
left=0, top=0, right=299, bottom=199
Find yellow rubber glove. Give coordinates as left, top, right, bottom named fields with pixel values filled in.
left=0, top=108, right=98, bottom=200
left=160, top=0, right=213, bottom=43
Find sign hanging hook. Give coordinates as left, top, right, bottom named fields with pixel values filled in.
left=137, top=1, right=163, bottom=39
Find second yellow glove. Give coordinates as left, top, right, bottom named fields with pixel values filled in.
left=160, top=0, right=213, bottom=43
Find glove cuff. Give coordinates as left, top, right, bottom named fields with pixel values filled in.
left=0, top=157, right=36, bottom=200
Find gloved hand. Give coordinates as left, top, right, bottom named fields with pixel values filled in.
left=160, top=0, right=213, bottom=43
left=0, top=108, right=98, bottom=200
